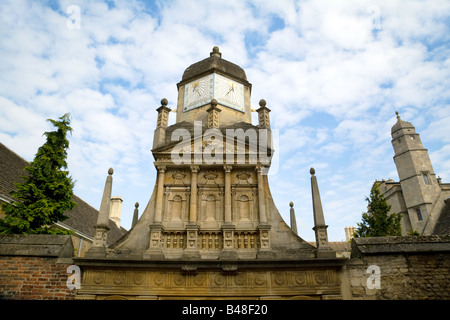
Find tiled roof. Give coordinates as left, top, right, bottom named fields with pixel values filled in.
left=0, top=142, right=126, bottom=245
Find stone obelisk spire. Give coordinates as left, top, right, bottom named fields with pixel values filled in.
left=132, top=202, right=139, bottom=228
left=86, top=168, right=113, bottom=257
left=289, top=201, right=298, bottom=235
left=310, top=168, right=335, bottom=258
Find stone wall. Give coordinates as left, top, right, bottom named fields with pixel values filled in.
left=343, top=236, right=450, bottom=300
left=0, top=234, right=75, bottom=300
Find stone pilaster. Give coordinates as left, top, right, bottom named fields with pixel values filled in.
left=207, top=99, right=221, bottom=129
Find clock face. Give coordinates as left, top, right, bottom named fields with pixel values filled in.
left=214, top=74, right=245, bottom=112
left=183, top=73, right=245, bottom=113
left=183, top=74, right=213, bottom=112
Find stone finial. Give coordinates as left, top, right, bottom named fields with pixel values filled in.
left=207, top=99, right=221, bottom=129
left=132, top=202, right=139, bottom=228
left=156, top=98, right=171, bottom=128
left=395, top=111, right=401, bottom=120
left=290, top=201, right=298, bottom=235
left=210, top=46, right=222, bottom=58
left=108, top=168, right=114, bottom=175
left=256, top=99, right=271, bottom=129
left=310, top=167, right=315, bottom=175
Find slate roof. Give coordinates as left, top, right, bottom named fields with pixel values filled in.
left=433, top=198, right=450, bottom=235
left=0, top=142, right=126, bottom=246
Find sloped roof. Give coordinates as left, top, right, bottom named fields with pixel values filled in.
left=181, top=48, right=247, bottom=84
left=0, top=142, right=126, bottom=245
left=0, top=143, right=28, bottom=202
left=433, top=198, right=450, bottom=235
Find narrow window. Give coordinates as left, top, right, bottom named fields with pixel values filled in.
left=423, top=173, right=430, bottom=185
left=416, top=208, right=423, bottom=221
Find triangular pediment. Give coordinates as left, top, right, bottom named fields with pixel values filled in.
left=152, top=125, right=273, bottom=166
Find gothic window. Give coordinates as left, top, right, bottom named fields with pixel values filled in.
left=416, top=208, right=423, bottom=221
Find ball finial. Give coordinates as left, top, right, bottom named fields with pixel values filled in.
left=289, top=201, right=294, bottom=208
left=135, top=202, right=139, bottom=208
left=211, top=99, right=218, bottom=107
left=212, top=46, right=220, bottom=53
left=259, top=99, right=266, bottom=107
left=108, top=168, right=114, bottom=175
left=310, top=167, right=315, bottom=175
left=161, top=98, right=168, bottom=106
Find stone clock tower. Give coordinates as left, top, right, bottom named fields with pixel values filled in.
left=76, top=47, right=343, bottom=300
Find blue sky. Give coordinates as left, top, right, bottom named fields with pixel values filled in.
left=1, top=0, right=449, bottom=241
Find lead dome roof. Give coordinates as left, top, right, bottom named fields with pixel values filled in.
left=181, top=46, right=247, bottom=83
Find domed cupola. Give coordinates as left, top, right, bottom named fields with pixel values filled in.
left=175, top=47, right=252, bottom=125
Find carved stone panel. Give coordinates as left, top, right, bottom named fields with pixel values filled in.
left=78, top=268, right=342, bottom=300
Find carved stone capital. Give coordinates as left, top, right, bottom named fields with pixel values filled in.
left=190, top=165, right=200, bottom=173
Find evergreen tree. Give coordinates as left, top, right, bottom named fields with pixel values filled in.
left=0, top=113, right=76, bottom=234
left=355, top=181, right=402, bottom=237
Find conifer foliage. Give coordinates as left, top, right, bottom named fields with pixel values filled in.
left=355, top=181, right=402, bottom=237
left=0, top=113, right=76, bottom=234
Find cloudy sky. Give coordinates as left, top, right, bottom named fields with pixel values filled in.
left=1, top=0, right=449, bottom=241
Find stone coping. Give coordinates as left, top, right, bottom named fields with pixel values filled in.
left=351, top=235, right=450, bottom=257
left=0, top=234, right=74, bottom=261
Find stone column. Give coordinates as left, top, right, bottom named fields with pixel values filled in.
left=184, top=166, right=200, bottom=259
left=221, top=165, right=237, bottom=259
left=256, top=166, right=267, bottom=224
left=154, top=166, right=166, bottom=223
left=256, top=166, right=272, bottom=258
left=189, top=166, right=199, bottom=222
left=224, top=166, right=233, bottom=223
